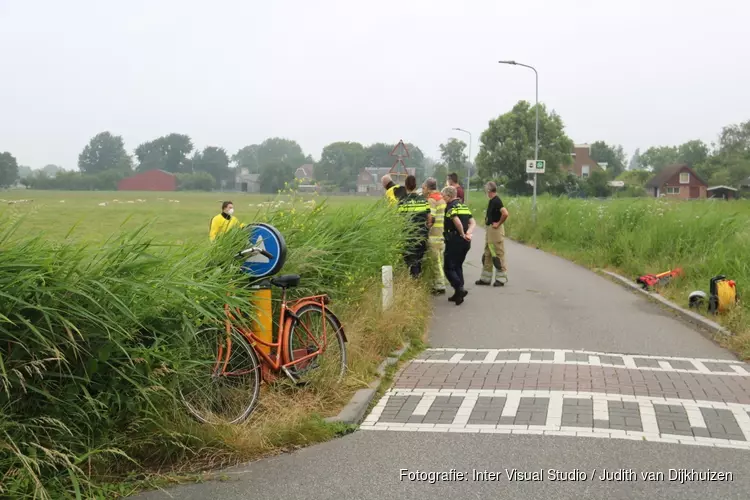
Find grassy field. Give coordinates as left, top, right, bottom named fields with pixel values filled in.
left=471, top=195, right=750, bottom=359
left=0, top=190, right=378, bottom=243
left=0, top=189, right=431, bottom=499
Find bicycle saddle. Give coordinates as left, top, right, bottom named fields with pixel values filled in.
left=271, top=274, right=300, bottom=288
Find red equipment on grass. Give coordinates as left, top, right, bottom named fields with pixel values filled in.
left=636, top=268, right=683, bottom=290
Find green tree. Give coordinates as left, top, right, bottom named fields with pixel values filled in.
left=475, top=100, right=574, bottom=195
left=41, top=164, right=63, bottom=177
left=256, top=137, right=306, bottom=169
left=0, top=152, right=19, bottom=187
left=583, top=170, right=613, bottom=198
left=315, top=141, right=367, bottom=191
left=640, top=146, right=679, bottom=173
left=193, top=146, right=231, bottom=185
left=617, top=169, right=652, bottom=187
left=432, top=163, right=448, bottom=184
left=17, top=165, right=33, bottom=179
left=232, top=144, right=261, bottom=173
left=135, top=133, right=193, bottom=173
left=590, top=141, right=627, bottom=178
left=439, top=138, right=468, bottom=180
left=78, top=132, right=133, bottom=174
left=259, top=161, right=295, bottom=193
left=677, top=139, right=710, bottom=167
left=717, top=119, right=750, bottom=156
left=628, top=148, right=642, bottom=171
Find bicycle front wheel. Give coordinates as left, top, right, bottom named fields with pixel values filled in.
left=285, top=303, right=347, bottom=384
left=179, top=324, right=261, bottom=425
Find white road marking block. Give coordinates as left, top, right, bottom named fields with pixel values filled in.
left=658, top=360, right=672, bottom=370
left=483, top=349, right=499, bottom=363
left=518, top=352, right=531, bottom=363
left=690, top=360, right=712, bottom=374
left=731, top=365, right=750, bottom=375
left=448, top=353, right=464, bottom=363
left=412, top=395, right=436, bottom=416
left=593, top=396, right=609, bottom=421
left=546, top=393, right=563, bottom=428
left=501, top=392, right=521, bottom=418
left=685, top=406, right=707, bottom=428
left=729, top=408, right=750, bottom=442
left=638, top=400, right=660, bottom=435
left=589, top=355, right=601, bottom=366
left=553, top=350, right=565, bottom=363
left=452, top=395, right=478, bottom=426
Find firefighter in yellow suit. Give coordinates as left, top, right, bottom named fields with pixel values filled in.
left=422, top=177, right=447, bottom=294
left=209, top=200, right=245, bottom=241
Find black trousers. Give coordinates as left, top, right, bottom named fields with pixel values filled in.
left=404, top=239, right=428, bottom=278
left=443, top=234, right=470, bottom=291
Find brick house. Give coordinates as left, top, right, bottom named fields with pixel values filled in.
left=294, top=164, right=314, bottom=183
left=645, top=164, right=707, bottom=199
left=117, top=169, right=177, bottom=191
left=356, top=167, right=415, bottom=194
left=562, top=144, right=603, bottom=178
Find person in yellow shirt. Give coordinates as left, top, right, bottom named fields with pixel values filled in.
left=209, top=201, right=245, bottom=241
left=381, top=174, right=407, bottom=205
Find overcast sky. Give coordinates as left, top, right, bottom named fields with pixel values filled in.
left=1, top=0, right=748, bottom=170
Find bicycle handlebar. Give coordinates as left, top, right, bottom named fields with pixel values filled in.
left=235, top=246, right=274, bottom=260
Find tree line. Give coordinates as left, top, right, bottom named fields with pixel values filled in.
left=3, top=106, right=747, bottom=196
left=473, top=100, right=749, bottom=197
left=1, top=133, right=438, bottom=193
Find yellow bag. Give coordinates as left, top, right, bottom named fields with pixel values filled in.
left=709, top=275, right=738, bottom=314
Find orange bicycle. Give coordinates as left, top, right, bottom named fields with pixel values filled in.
left=180, top=242, right=347, bottom=424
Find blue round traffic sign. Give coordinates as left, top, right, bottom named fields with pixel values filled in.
left=240, top=223, right=287, bottom=278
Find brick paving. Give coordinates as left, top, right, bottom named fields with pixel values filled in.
left=361, top=348, right=750, bottom=450
left=394, top=349, right=750, bottom=404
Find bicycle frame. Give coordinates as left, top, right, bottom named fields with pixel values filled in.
left=217, top=286, right=334, bottom=382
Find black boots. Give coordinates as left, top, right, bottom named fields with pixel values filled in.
left=448, top=289, right=468, bottom=305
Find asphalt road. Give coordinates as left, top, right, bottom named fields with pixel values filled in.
left=137, top=231, right=749, bottom=500
left=431, top=237, right=735, bottom=358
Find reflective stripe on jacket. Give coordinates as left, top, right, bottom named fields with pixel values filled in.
left=427, top=192, right=446, bottom=238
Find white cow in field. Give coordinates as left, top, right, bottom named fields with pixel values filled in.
left=98, top=202, right=108, bottom=207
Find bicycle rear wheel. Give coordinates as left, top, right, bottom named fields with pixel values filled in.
left=285, top=303, right=347, bottom=384
left=179, top=324, right=261, bottom=424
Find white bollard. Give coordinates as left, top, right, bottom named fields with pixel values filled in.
left=382, top=265, right=394, bottom=311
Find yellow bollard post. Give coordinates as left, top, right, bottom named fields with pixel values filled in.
left=250, top=285, right=273, bottom=358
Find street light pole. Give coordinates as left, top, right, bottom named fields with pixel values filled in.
left=452, top=127, right=472, bottom=203
left=498, top=60, right=539, bottom=222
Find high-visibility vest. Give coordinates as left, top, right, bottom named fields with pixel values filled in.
left=386, top=184, right=407, bottom=205
left=427, top=192, right=446, bottom=239
left=397, top=193, right=430, bottom=238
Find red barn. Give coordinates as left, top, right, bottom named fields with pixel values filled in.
left=117, top=169, right=177, bottom=191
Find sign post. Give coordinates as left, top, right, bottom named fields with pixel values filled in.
left=526, top=160, right=545, bottom=220
left=240, top=223, right=287, bottom=356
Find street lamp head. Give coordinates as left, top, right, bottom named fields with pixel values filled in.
left=498, top=60, right=517, bottom=65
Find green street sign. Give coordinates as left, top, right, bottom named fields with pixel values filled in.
left=526, top=159, right=545, bottom=174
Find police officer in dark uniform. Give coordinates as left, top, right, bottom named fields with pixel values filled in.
left=441, top=185, right=476, bottom=305
left=397, top=175, right=430, bottom=278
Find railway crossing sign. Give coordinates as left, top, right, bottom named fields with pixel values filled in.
left=526, top=159, right=545, bottom=174
left=240, top=223, right=287, bottom=278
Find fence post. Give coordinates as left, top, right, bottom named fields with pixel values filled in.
left=382, top=265, right=393, bottom=311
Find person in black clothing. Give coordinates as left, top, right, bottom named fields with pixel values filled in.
left=476, top=181, right=509, bottom=286
left=397, top=175, right=430, bottom=278
left=441, top=185, right=476, bottom=305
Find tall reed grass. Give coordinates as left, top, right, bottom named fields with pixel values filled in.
left=481, top=195, right=750, bottom=354
left=0, top=193, right=424, bottom=498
